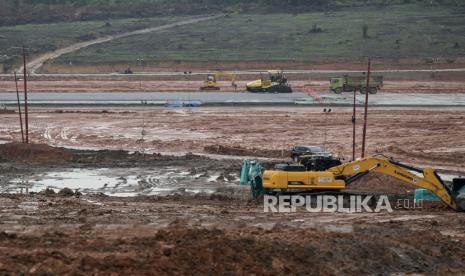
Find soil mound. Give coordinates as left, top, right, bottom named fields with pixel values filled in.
left=0, top=143, right=72, bottom=163
left=348, top=174, right=417, bottom=195
left=204, top=145, right=287, bottom=158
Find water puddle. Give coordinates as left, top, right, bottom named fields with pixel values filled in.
left=3, top=167, right=241, bottom=197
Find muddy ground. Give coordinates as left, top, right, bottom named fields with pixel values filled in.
left=1, top=106, right=464, bottom=173
left=0, top=193, right=464, bottom=275
left=1, top=104, right=465, bottom=274
left=0, top=144, right=465, bottom=275
left=0, top=147, right=464, bottom=275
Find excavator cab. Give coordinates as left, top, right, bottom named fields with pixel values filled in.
left=200, top=74, right=220, bottom=91
left=200, top=72, right=236, bottom=91
left=299, top=155, right=342, bottom=171
left=268, top=70, right=288, bottom=83
left=207, top=74, right=215, bottom=82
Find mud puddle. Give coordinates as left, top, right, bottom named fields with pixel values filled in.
left=3, top=166, right=243, bottom=197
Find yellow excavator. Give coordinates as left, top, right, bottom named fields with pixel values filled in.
left=200, top=72, right=237, bottom=91
left=246, top=70, right=292, bottom=93
left=241, top=155, right=465, bottom=211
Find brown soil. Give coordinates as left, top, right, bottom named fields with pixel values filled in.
left=2, top=79, right=465, bottom=93
left=1, top=106, right=463, bottom=174
left=0, top=144, right=463, bottom=274
left=0, top=194, right=464, bottom=275
left=0, top=145, right=437, bottom=196
left=0, top=109, right=15, bottom=114
left=204, top=144, right=286, bottom=158
left=348, top=174, right=418, bottom=195
left=0, top=143, right=72, bottom=163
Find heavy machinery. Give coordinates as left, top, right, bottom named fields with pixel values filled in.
left=200, top=72, right=237, bottom=91
left=330, top=74, right=383, bottom=94
left=246, top=70, right=292, bottom=93
left=241, top=155, right=465, bottom=211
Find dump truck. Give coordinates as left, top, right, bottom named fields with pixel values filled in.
left=241, top=155, right=465, bottom=211
left=246, top=70, right=292, bottom=93
left=330, top=74, right=383, bottom=94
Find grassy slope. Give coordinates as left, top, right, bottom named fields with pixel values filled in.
left=51, top=4, right=465, bottom=64
left=3, top=0, right=462, bottom=26
left=0, top=16, right=189, bottom=70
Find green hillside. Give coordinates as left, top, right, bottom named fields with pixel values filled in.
left=0, top=16, right=188, bottom=72
left=1, top=1, right=465, bottom=72
left=1, top=0, right=463, bottom=25
left=53, top=4, right=465, bottom=64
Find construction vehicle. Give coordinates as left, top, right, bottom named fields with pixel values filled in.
left=241, top=155, right=465, bottom=211
left=290, top=145, right=331, bottom=162
left=330, top=74, right=383, bottom=94
left=246, top=70, right=292, bottom=93
left=123, top=67, right=133, bottom=74
left=200, top=72, right=237, bottom=91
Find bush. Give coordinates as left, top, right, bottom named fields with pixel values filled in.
left=309, top=23, right=323, bottom=33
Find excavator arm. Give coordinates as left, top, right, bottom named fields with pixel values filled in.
left=242, top=156, right=464, bottom=211
left=328, top=157, right=463, bottom=211
left=215, top=72, right=237, bottom=88
left=200, top=71, right=237, bottom=91
left=215, top=71, right=236, bottom=80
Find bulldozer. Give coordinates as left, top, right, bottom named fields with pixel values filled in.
left=241, top=155, right=465, bottom=211
left=200, top=72, right=237, bottom=91
left=246, top=70, right=292, bottom=93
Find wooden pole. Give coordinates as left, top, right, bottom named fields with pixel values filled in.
left=352, top=89, right=356, bottom=161
left=361, top=58, right=371, bottom=158
left=22, top=47, right=29, bottom=144
left=14, top=72, right=24, bottom=143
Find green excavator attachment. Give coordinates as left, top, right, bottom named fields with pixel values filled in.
left=413, top=178, right=465, bottom=211
left=240, top=160, right=265, bottom=199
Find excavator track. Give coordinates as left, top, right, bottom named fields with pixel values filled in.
left=247, top=84, right=292, bottom=93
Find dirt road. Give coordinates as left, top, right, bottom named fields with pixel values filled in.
left=17, top=14, right=224, bottom=74
left=2, top=79, right=465, bottom=93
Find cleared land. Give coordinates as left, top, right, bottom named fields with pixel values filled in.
left=1, top=106, right=464, bottom=173
left=1, top=2, right=465, bottom=274
left=2, top=79, right=465, bottom=93
left=0, top=144, right=464, bottom=274
left=0, top=193, right=464, bottom=275
left=0, top=105, right=464, bottom=275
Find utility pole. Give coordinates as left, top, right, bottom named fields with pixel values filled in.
left=361, top=58, right=371, bottom=158
left=14, top=72, right=24, bottom=143
left=323, top=108, right=331, bottom=151
left=137, top=58, right=144, bottom=90
left=352, top=89, right=356, bottom=161
left=22, top=47, right=29, bottom=144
